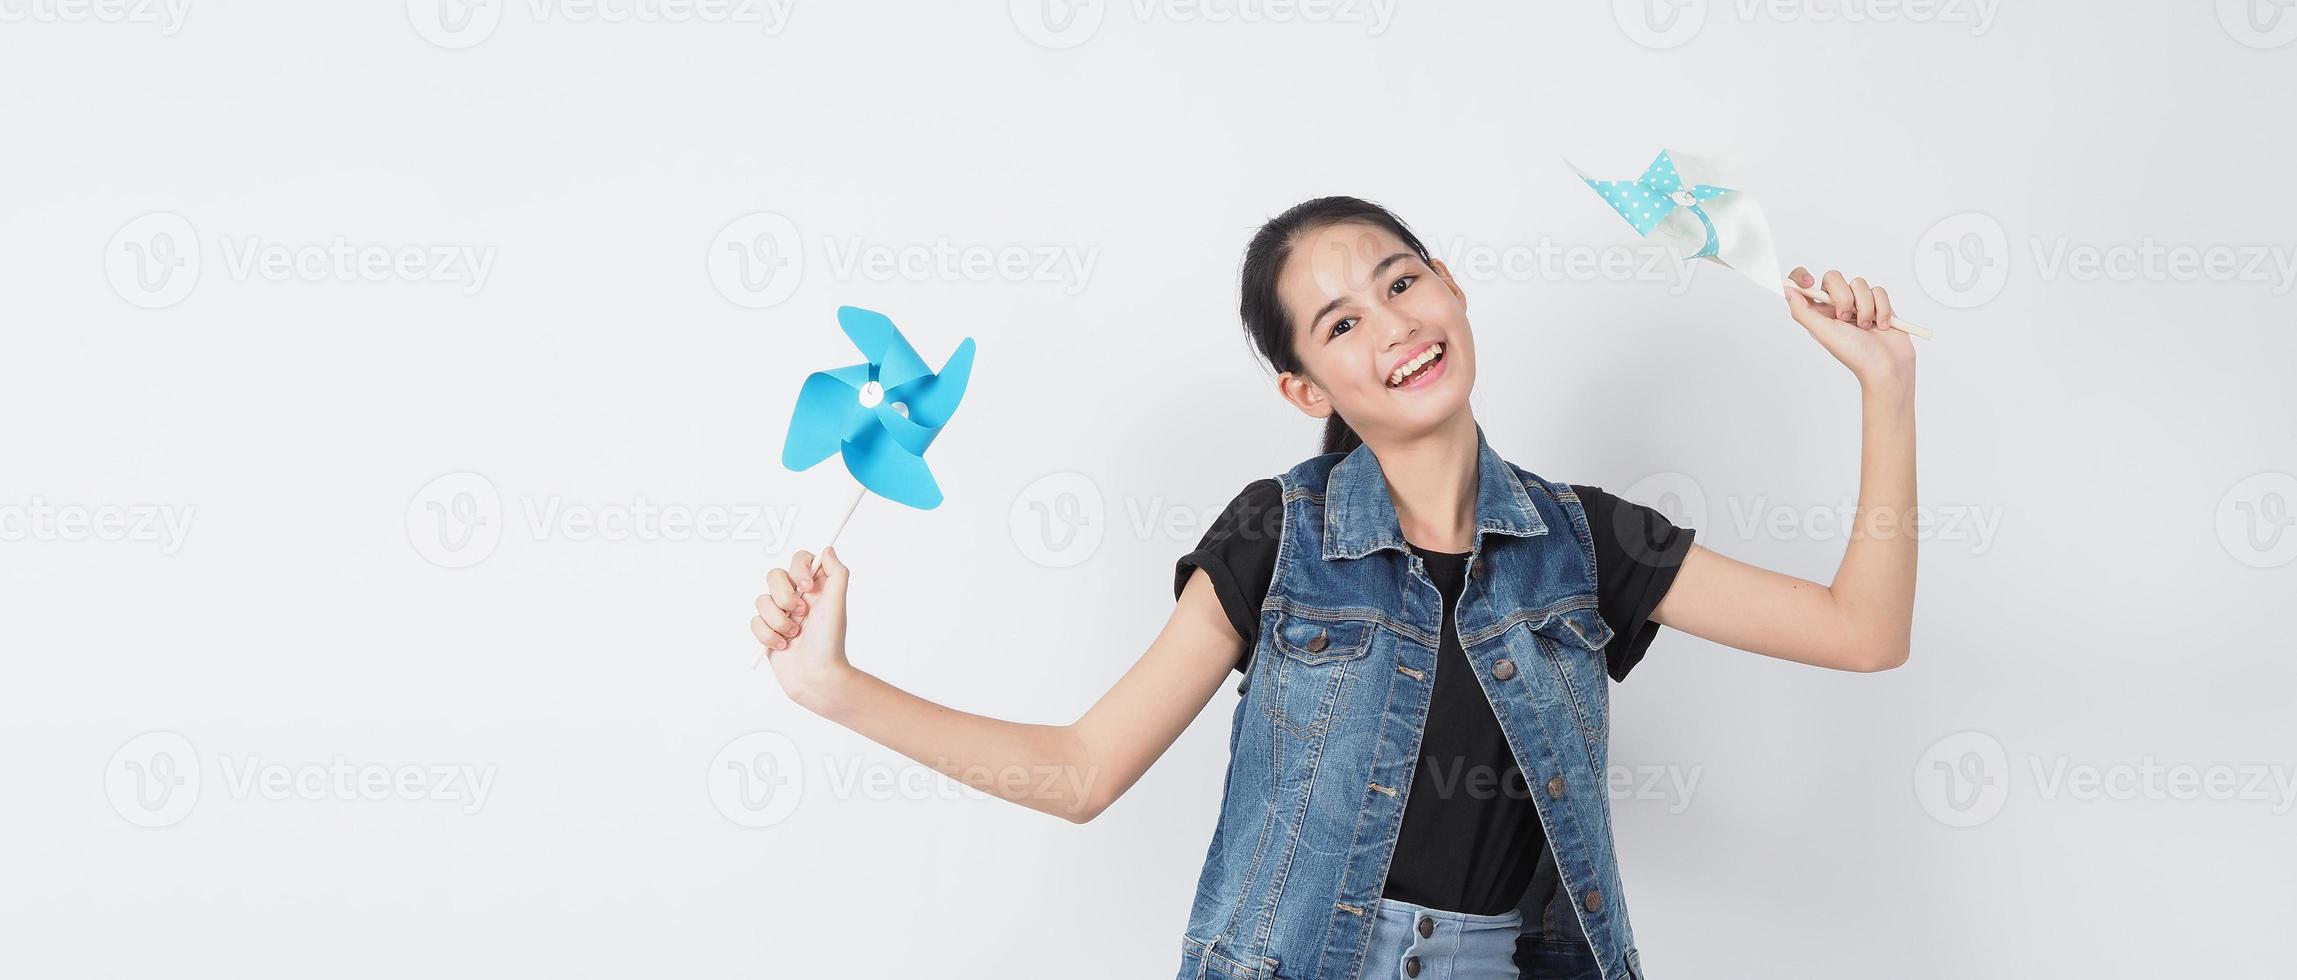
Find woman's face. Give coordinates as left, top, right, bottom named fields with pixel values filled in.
left=1273, top=221, right=1475, bottom=443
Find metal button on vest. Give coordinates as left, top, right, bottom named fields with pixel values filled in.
left=1417, top=915, right=1434, bottom=938
left=1492, top=658, right=1517, bottom=681
left=1547, top=775, right=1566, bottom=799
left=1584, top=888, right=1603, bottom=912
left=1306, top=631, right=1328, bottom=654
left=1404, top=954, right=1422, bottom=977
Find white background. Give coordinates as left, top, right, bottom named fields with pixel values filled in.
left=4, top=1, right=2294, bottom=977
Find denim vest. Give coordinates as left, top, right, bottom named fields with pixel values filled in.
left=1174, top=424, right=1647, bottom=980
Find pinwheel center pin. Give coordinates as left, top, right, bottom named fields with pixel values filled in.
left=1669, top=189, right=1699, bottom=207
left=857, top=380, right=885, bottom=408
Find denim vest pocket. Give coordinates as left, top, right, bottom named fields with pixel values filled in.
left=1178, top=934, right=1280, bottom=980
left=1523, top=604, right=1617, bottom=745
left=1259, top=606, right=1375, bottom=738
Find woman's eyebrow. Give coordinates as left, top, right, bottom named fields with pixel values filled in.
left=1307, top=251, right=1413, bottom=334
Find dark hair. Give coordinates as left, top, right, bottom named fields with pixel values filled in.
left=1238, top=196, right=1436, bottom=456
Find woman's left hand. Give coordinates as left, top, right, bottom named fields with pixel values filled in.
left=1784, top=267, right=1917, bottom=387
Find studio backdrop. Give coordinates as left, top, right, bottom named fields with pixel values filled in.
left=3, top=2, right=2292, bottom=978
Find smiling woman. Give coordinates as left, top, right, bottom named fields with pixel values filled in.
left=753, top=195, right=1919, bottom=980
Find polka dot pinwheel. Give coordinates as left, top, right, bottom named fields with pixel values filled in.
left=1569, top=149, right=1934, bottom=339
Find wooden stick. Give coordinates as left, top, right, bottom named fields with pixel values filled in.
left=1788, top=279, right=1935, bottom=339
left=753, top=486, right=865, bottom=670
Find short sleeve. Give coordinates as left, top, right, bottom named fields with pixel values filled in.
left=1173, top=478, right=1283, bottom=673
left=1572, top=484, right=1697, bottom=682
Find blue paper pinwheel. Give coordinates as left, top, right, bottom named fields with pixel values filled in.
left=1579, top=150, right=1736, bottom=258
left=782, top=305, right=976, bottom=510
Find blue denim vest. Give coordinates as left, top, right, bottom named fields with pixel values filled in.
left=1174, top=424, right=1648, bottom=980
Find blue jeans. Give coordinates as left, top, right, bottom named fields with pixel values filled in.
left=1358, top=897, right=1522, bottom=980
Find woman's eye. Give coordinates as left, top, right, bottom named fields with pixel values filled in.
left=1390, top=274, right=1416, bottom=295
left=1330, top=317, right=1356, bottom=338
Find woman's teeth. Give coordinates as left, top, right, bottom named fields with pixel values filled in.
left=1388, top=343, right=1444, bottom=387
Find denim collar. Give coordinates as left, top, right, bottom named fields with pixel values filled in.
left=1321, top=422, right=1549, bottom=560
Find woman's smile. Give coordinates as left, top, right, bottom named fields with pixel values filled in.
left=1385, top=340, right=1447, bottom=391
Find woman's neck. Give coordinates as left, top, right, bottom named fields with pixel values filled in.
left=1370, top=412, right=1480, bottom=554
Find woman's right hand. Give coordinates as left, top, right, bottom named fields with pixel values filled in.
left=751, top=547, right=853, bottom=711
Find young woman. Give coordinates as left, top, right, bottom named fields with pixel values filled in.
left=750, top=197, right=1918, bottom=980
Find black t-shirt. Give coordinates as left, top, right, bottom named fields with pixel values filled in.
left=1171, top=478, right=1695, bottom=916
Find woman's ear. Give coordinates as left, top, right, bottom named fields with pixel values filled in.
left=1275, top=371, right=1332, bottom=420
left=1429, top=256, right=1467, bottom=311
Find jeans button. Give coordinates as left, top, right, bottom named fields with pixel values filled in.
left=1492, top=658, right=1517, bottom=681
left=1404, top=954, right=1421, bottom=977
left=1547, top=775, right=1566, bottom=799
left=1585, top=888, right=1604, bottom=912
left=1417, top=915, right=1434, bottom=938
left=1307, top=631, right=1328, bottom=653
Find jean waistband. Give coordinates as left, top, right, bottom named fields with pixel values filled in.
left=1375, top=896, right=1524, bottom=929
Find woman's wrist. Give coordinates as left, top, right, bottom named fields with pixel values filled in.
left=794, top=662, right=867, bottom=720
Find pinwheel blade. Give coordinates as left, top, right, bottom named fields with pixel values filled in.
left=782, top=365, right=871, bottom=471
left=885, top=337, right=974, bottom=429
left=842, top=422, right=944, bottom=510
left=838, top=305, right=933, bottom=391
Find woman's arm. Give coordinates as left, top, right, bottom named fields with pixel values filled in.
left=1649, top=267, right=1919, bottom=673
left=752, top=549, right=1242, bottom=823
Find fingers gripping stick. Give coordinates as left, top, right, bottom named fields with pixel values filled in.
left=753, top=488, right=864, bottom=670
